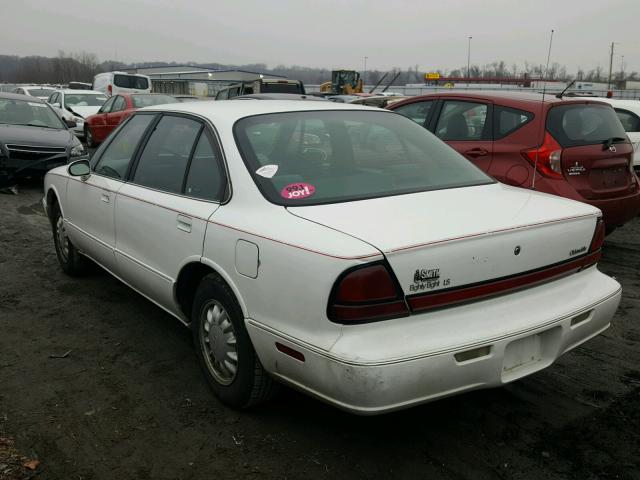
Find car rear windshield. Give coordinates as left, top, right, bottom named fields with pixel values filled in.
left=64, top=93, right=108, bottom=108
left=113, top=74, right=149, bottom=90
left=131, top=94, right=179, bottom=108
left=261, top=82, right=304, bottom=94
left=547, top=103, right=628, bottom=148
left=234, top=110, right=493, bottom=206
left=0, top=98, right=65, bottom=129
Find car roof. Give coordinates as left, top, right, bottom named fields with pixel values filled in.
left=55, top=89, right=105, bottom=95
left=591, top=97, right=640, bottom=111
left=231, top=93, right=327, bottom=101
left=0, top=92, right=45, bottom=102
left=142, top=100, right=381, bottom=123
left=405, top=90, right=611, bottom=106
left=19, top=85, right=56, bottom=90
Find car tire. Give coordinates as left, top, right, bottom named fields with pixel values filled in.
left=192, top=273, right=276, bottom=408
left=51, top=202, right=87, bottom=276
left=85, top=127, right=97, bottom=148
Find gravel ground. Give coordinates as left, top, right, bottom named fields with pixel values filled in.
left=1, top=181, right=639, bottom=480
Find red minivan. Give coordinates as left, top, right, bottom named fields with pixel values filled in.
left=388, top=92, right=640, bottom=231
left=84, top=93, right=178, bottom=147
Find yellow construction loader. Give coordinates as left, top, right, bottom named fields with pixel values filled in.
left=319, top=70, right=364, bottom=95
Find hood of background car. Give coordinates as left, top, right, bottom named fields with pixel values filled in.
left=0, top=123, right=73, bottom=148
left=67, top=106, right=101, bottom=118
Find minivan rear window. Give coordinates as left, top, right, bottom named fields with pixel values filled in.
left=113, top=74, right=149, bottom=90
left=547, top=104, right=627, bottom=148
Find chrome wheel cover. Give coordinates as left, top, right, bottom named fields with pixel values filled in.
left=200, top=300, right=238, bottom=385
left=56, top=216, right=69, bottom=262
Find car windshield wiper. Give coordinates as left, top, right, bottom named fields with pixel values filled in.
left=603, top=137, right=628, bottom=150
left=19, top=123, right=58, bottom=129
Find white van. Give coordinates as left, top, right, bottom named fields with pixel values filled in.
left=92, top=71, right=151, bottom=96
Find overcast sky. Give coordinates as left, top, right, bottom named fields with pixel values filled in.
left=4, top=0, right=639, bottom=75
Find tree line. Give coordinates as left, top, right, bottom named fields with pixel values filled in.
left=0, top=52, right=637, bottom=86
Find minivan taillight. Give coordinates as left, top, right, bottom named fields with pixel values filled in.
left=589, top=217, right=605, bottom=253
left=328, top=263, right=409, bottom=323
left=523, top=132, right=563, bottom=178
left=107, top=84, right=113, bottom=95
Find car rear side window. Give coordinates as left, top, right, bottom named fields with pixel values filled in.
left=393, top=101, right=434, bottom=126
left=93, top=114, right=155, bottom=179
left=132, top=115, right=202, bottom=194
left=615, top=109, right=640, bottom=133
left=547, top=104, right=628, bottom=147
left=435, top=101, right=489, bottom=141
left=494, top=106, right=533, bottom=139
left=184, top=132, right=226, bottom=201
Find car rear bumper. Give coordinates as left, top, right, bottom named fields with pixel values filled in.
left=247, top=266, right=621, bottom=414
left=586, top=190, right=640, bottom=227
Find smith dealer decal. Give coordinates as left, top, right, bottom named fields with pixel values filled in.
left=411, top=268, right=451, bottom=292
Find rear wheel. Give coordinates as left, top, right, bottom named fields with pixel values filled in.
left=192, top=273, right=276, bottom=408
left=51, top=203, right=87, bottom=276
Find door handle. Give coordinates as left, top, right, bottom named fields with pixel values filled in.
left=177, top=214, right=192, bottom=233
left=465, top=148, right=489, bottom=158
left=101, top=192, right=110, bottom=203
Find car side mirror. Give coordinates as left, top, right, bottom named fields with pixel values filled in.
left=68, top=159, right=91, bottom=178
left=65, top=119, right=76, bottom=128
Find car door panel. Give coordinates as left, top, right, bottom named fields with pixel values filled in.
left=113, top=114, right=220, bottom=315
left=64, top=175, right=123, bottom=272
left=114, top=186, right=219, bottom=314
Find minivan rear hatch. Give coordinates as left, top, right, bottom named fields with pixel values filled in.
left=547, top=102, right=636, bottom=200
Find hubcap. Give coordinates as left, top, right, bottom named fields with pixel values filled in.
left=200, top=300, right=238, bottom=385
left=56, top=216, right=69, bottom=262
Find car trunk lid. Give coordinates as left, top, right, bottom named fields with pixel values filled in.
left=288, top=183, right=601, bottom=301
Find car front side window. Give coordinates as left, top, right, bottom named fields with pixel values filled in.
left=93, top=114, right=155, bottom=180
left=99, top=97, right=115, bottom=114
left=111, top=96, right=126, bottom=112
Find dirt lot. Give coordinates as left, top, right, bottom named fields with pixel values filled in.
left=1, top=181, right=639, bottom=480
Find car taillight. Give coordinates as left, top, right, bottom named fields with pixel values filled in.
left=107, top=84, right=112, bottom=94
left=523, top=132, right=563, bottom=178
left=328, top=263, right=409, bottom=323
left=589, top=217, right=605, bottom=252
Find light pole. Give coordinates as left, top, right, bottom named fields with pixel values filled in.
left=467, top=36, right=472, bottom=86
left=621, top=54, right=625, bottom=79
left=363, top=56, right=368, bottom=87
left=607, top=42, right=618, bottom=90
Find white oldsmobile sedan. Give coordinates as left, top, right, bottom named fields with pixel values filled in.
left=43, top=101, right=621, bottom=414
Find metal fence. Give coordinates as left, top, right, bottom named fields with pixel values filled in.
left=305, top=85, right=640, bottom=100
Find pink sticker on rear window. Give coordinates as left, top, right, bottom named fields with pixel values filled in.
left=281, top=183, right=316, bottom=200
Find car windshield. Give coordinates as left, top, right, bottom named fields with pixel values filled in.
left=547, top=104, right=628, bottom=147
left=234, top=110, right=493, bottom=206
left=64, top=93, right=108, bottom=108
left=0, top=98, right=65, bottom=129
left=113, top=74, right=149, bottom=90
left=132, top=94, right=179, bottom=108
left=26, top=88, right=55, bottom=97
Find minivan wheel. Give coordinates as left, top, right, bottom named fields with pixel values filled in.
left=51, top=203, right=87, bottom=276
left=192, top=273, right=276, bottom=408
left=85, top=127, right=97, bottom=148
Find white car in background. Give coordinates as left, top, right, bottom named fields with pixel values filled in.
left=47, top=89, right=108, bottom=138
left=43, top=101, right=621, bottom=414
left=596, top=98, right=640, bottom=172
left=12, top=85, right=56, bottom=100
